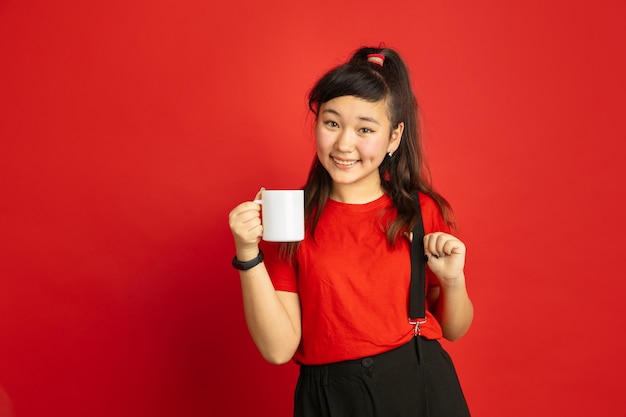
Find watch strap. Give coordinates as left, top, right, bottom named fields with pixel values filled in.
left=231, top=249, right=264, bottom=271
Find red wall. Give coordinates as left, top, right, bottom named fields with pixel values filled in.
left=1, top=1, right=625, bottom=416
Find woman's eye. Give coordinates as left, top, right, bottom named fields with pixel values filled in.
left=359, top=127, right=373, bottom=134
left=325, top=121, right=338, bottom=128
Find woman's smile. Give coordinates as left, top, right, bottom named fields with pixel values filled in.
left=331, top=156, right=359, bottom=168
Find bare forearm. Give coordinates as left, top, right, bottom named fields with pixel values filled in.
left=238, top=253, right=301, bottom=364
left=434, top=273, right=474, bottom=341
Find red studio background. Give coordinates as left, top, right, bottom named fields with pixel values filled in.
left=1, top=0, right=625, bottom=416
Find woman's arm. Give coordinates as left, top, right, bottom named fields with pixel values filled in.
left=424, top=232, right=474, bottom=341
left=229, top=197, right=302, bottom=364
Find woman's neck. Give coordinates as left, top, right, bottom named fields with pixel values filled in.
left=329, top=183, right=385, bottom=204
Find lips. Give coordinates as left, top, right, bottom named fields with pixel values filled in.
left=332, top=157, right=359, bottom=167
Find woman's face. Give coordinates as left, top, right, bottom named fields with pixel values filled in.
left=315, top=95, right=403, bottom=201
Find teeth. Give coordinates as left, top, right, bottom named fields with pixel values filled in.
left=333, top=158, right=357, bottom=166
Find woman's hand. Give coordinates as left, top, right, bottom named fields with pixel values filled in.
left=423, top=232, right=466, bottom=287
left=228, top=189, right=263, bottom=256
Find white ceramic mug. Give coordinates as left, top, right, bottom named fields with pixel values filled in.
left=255, top=190, right=304, bottom=242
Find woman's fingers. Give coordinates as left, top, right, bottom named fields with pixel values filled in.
left=423, top=232, right=465, bottom=257
left=254, top=187, right=263, bottom=202
left=423, top=232, right=466, bottom=282
left=229, top=198, right=263, bottom=248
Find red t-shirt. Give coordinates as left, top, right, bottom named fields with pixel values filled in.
left=262, top=192, right=450, bottom=365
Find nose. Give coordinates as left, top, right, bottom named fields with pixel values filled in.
left=335, top=129, right=354, bottom=152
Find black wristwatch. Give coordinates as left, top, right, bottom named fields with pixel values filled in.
left=231, top=249, right=264, bottom=271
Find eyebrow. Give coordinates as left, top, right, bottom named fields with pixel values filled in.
left=321, top=108, right=381, bottom=125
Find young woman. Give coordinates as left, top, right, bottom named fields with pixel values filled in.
left=229, top=46, right=473, bottom=417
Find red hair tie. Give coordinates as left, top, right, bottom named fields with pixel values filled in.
left=367, top=53, right=385, bottom=66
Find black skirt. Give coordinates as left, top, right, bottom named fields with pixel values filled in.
left=294, top=336, right=470, bottom=417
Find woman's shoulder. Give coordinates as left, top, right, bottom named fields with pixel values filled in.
left=417, top=191, right=450, bottom=234
left=417, top=191, right=439, bottom=212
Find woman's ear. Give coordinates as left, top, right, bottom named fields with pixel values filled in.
left=388, top=122, right=404, bottom=154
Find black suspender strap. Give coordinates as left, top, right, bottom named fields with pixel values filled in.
left=409, top=196, right=427, bottom=335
